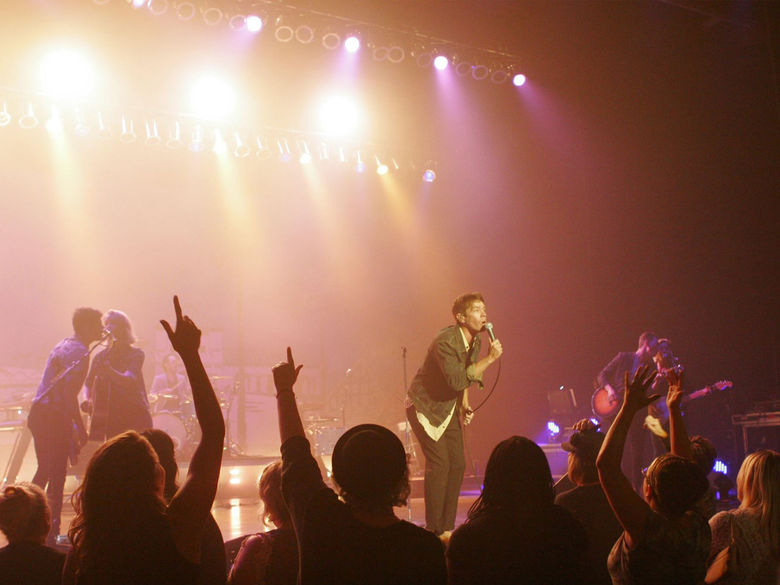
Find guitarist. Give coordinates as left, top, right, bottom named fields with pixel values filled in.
left=596, top=331, right=658, bottom=492
left=84, top=309, right=153, bottom=442
left=27, top=307, right=104, bottom=545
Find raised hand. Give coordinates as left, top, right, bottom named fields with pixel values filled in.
left=160, top=295, right=201, bottom=356
left=665, top=368, right=685, bottom=412
left=622, top=365, right=660, bottom=413
left=272, top=347, right=303, bottom=393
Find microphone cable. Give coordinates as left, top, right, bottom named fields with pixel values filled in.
left=472, top=355, right=501, bottom=413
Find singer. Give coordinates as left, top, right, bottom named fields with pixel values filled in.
left=406, top=292, right=503, bottom=536
left=84, top=310, right=153, bottom=441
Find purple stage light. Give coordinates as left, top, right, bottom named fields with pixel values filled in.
left=513, top=73, right=527, bottom=87
left=422, top=169, right=436, bottom=183
left=433, top=55, right=449, bottom=71
left=714, top=460, right=728, bottom=475
left=546, top=421, right=560, bottom=435
left=344, top=36, right=360, bottom=53
left=246, top=15, right=263, bottom=32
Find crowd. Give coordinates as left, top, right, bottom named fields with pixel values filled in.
left=1, top=298, right=778, bottom=585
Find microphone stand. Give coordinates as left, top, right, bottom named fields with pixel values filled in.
left=401, top=346, right=414, bottom=522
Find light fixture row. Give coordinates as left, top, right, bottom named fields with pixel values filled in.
left=97, top=0, right=527, bottom=87
left=0, top=98, right=437, bottom=180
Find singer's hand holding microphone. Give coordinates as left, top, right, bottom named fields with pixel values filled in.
left=484, top=322, right=503, bottom=361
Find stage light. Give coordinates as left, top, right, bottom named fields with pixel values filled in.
left=319, top=95, right=359, bottom=136
left=131, top=0, right=146, bottom=8
left=255, top=136, right=273, bottom=159
left=354, top=150, right=366, bottom=173
left=472, top=64, right=489, bottom=81
left=295, top=25, right=315, bottom=44
left=318, top=141, right=329, bottom=161
left=490, top=70, right=510, bottom=84
left=96, top=111, right=111, bottom=138
left=45, top=106, right=64, bottom=134
left=245, top=15, right=263, bottom=32
left=19, top=103, right=39, bottom=129
left=175, top=1, right=196, bottom=20
left=190, top=76, right=236, bottom=119
left=71, top=108, right=89, bottom=136
left=714, top=460, right=728, bottom=475
left=212, top=128, right=227, bottom=154
left=590, top=417, right=600, bottom=427
left=275, top=24, right=294, bottom=43
left=145, top=119, right=161, bottom=144
left=148, top=0, right=168, bottom=16
left=455, top=61, right=472, bottom=77
left=189, top=125, right=204, bottom=152
left=228, top=14, right=246, bottom=31
left=391, top=158, right=400, bottom=171
left=513, top=73, right=527, bottom=87
left=40, top=49, right=95, bottom=99
left=297, top=140, right=312, bottom=164
left=546, top=421, right=560, bottom=436
left=372, top=46, right=388, bottom=62
left=167, top=121, right=182, bottom=149
left=0, top=102, right=11, bottom=127
left=387, top=46, right=405, bottom=63
left=344, top=36, right=360, bottom=53
left=277, top=137, right=292, bottom=162
left=337, top=146, right=346, bottom=163
left=119, top=115, right=136, bottom=143
left=375, top=155, right=388, bottom=175
left=422, top=168, right=436, bottom=183
left=232, top=131, right=250, bottom=157
left=433, top=55, right=449, bottom=71
left=322, top=32, right=340, bottom=50
left=202, top=6, right=223, bottom=26
left=415, top=51, right=433, bottom=68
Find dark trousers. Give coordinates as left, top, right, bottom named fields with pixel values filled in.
left=407, top=406, right=465, bottom=534
left=28, top=402, right=70, bottom=542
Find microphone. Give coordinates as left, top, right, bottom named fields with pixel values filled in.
left=484, top=322, right=496, bottom=342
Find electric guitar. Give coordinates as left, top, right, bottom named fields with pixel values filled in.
left=644, top=380, right=733, bottom=438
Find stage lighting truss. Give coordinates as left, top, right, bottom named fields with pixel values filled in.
left=100, top=0, right=526, bottom=91
left=0, top=93, right=431, bottom=179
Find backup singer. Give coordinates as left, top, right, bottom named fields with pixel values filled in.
left=406, top=292, right=502, bottom=536
left=28, top=307, right=104, bottom=544
left=84, top=310, right=152, bottom=440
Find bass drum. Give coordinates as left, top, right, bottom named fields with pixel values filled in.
left=152, top=411, right=191, bottom=457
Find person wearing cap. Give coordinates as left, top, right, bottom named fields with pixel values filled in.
left=556, top=419, right=622, bottom=585
left=406, top=292, right=503, bottom=536
left=273, top=347, right=446, bottom=585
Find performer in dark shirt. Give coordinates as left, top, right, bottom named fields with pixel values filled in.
left=84, top=309, right=152, bottom=441
left=596, top=331, right=658, bottom=492
left=274, top=348, right=447, bottom=585
left=27, top=307, right=104, bottom=544
left=406, top=292, right=502, bottom=536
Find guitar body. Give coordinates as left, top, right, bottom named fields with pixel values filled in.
left=88, top=375, right=110, bottom=442
left=592, top=387, right=620, bottom=420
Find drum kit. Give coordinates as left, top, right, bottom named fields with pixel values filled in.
left=149, top=375, right=235, bottom=459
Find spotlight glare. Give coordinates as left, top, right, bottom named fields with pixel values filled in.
left=546, top=421, right=560, bottom=435
left=714, top=459, right=728, bottom=475
left=131, top=0, right=146, bottom=8
left=40, top=49, right=96, bottom=99
left=344, top=36, right=360, bottom=53
left=422, top=169, right=436, bottom=183
left=190, top=76, right=236, bottom=120
left=246, top=15, right=263, bottom=32
left=319, top=95, right=360, bottom=136
left=433, top=55, right=449, bottom=71
left=513, top=73, right=527, bottom=87
left=213, top=129, right=227, bottom=154
left=45, top=106, right=64, bottom=134
left=0, top=102, right=11, bottom=127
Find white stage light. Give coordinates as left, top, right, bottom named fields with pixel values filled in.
left=375, top=155, right=388, bottom=175
left=96, top=111, right=111, bottom=138
left=322, top=32, right=340, bottom=50
left=212, top=128, right=227, bottom=154
left=255, top=136, right=273, bottom=159
left=175, top=1, right=196, bottom=21
left=40, top=49, right=96, bottom=99
left=19, top=103, right=39, bottom=129
left=167, top=121, right=182, bottom=149
left=148, top=0, right=168, bottom=15
left=319, top=95, right=360, bottom=136
left=233, top=131, right=250, bottom=157
left=0, top=102, right=11, bottom=127
left=190, top=76, right=236, bottom=119
left=245, top=15, right=263, bottom=32
left=145, top=119, right=161, bottom=144
left=119, top=115, right=137, bottom=143
left=45, top=106, right=64, bottom=134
